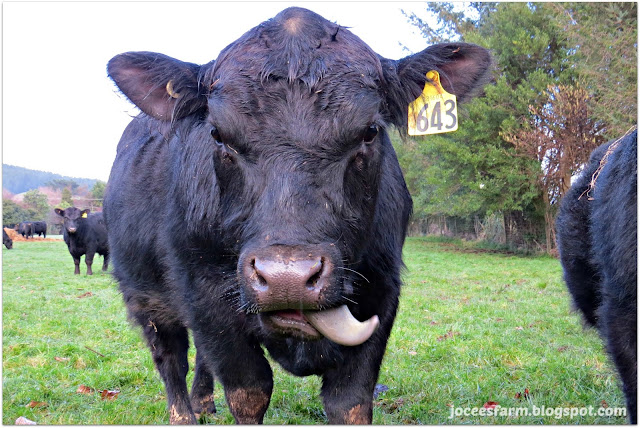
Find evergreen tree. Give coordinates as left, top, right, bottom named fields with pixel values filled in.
left=60, top=188, right=74, bottom=208
left=22, top=189, right=50, bottom=220
left=91, top=180, right=106, bottom=207
left=551, top=2, right=637, bottom=138
left=2, top=199, right=34, bottom=226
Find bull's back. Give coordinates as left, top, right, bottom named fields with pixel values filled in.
left=87, top=213, right=109, bottom=254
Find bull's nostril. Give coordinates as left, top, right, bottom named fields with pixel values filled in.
left=306, top=258, right=324, bottom=290
left=249, top=258, right=268, bottom=291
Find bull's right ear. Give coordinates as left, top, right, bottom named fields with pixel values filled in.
left=108, top=52, right=208, bottom=121
left=54, top=208, right=64, bottom=217
left=382, top=43, right=492, bottom=132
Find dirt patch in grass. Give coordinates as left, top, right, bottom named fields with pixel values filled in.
left=4, top=228, right=59, bottom=242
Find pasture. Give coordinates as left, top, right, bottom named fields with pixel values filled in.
left=2, top=239, right=627, bottom=424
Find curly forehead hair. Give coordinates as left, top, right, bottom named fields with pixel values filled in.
left=204, top=8, right=385, bottom=91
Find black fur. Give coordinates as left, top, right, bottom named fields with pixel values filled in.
left=3, top=229, right=13, bottom=249
left=556, top=129, right=637, bottom=423
left=104, top=7, right=491, bottom=424
left=54, top=207, right=109, bottom=275
left=32, top=221, right=47, bottom=238
left=18, top=221, right=33, bottom=239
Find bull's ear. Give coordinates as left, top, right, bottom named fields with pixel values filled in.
left=383, top=43, right=492, bottom=129
left=108, top=52, right=208, bottom=121
left=54, top=208, right=64, bottom=217
left=81, top=209, right=90, bottom=218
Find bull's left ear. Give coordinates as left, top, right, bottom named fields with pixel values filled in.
left=108, top=52, right=208, bottom=121
left=81, top=209, right=90, bottom=218
left=382, top=43, right=492, bottom=129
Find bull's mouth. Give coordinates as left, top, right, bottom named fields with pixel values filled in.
left=260, top=305, right=379, bottom=346
left=262, top=310, right=323, bottom=339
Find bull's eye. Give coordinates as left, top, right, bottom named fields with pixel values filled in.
left=362, top=125, right=379, bottom=143
left=211, top=126, right=239, bottom=163
left=210, top=127, right=223, bottom=145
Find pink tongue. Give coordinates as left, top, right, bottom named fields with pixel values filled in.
left=303, top=305, right=379, bottom=346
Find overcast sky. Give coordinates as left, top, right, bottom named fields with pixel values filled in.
left=2, top=2, right=434, bottom=182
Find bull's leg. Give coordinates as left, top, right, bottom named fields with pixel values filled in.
left=320, top=290, right=398, bottom=425
left=139, top=317, right=196, bottom=424
left=217, top=347, right=273, bottom=424
left=601, top=294, right=637, bottom=423
left=320, top=327, right=391, bottom=424
left=190, top=350, right=216, bottom=419
left=321, top=365, right=376, bottom=424
left=85, top=252, right=94, bottom=275
left=73, top=257, right=81, bottom=275
left=102, top=253, right=110, bottom=272
left=193, top=332, right=273, bottom=424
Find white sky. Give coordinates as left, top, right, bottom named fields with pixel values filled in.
left=2, top=1, right=434, bottom=182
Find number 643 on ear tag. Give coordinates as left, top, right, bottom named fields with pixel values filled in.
left=408, top=70, right=458, bottom=136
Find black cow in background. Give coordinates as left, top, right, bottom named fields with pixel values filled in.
left=32, top=221, right=47, bottom=238
left=105, top=7, right=491, bottom=425
left=556, top=128, right=637, bottom=423
left=55, top=207, right=109, bottom=275
left=18, top=222, right=33, bottom=239
left=3, top=229, right=13, bottom=249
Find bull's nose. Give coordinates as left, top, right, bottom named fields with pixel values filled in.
left=253, top=257, right=323, bottom=290
left=241, top=247, right=333, bottom=311
left=68, top=227, right=77, bottom=233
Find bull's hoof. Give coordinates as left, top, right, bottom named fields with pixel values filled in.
left=169, top=404, right=197, bottom=425
left=192, top=394, right=217, bottom=419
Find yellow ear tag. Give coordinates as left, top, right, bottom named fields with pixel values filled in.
left=82, top=212, right=88, bottom=218
left=408, top=70, right=458, bottom=136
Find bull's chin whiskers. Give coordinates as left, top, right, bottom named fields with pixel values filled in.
left=341, top=296, right=358, bottom=305
left=245, top=303, right=260, bottom=314
left=336, top=266, right=370, bottom=283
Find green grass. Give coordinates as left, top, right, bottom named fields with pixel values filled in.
left=2, top=238, right=628, bottom=424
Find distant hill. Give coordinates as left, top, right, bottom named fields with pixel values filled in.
left=2, top=164, right=100, bottom=195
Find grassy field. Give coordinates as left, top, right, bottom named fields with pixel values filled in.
left=2, top=238, right=628, bottom=424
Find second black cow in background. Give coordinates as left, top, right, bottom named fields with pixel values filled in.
left=55, top=207, right=109, bottom=275
left=18, top=222, right=33, bottom=239
left=32, top=221, right=47, bottom=238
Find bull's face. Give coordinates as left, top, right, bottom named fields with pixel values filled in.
left=205, top=63, right=387, bottom=344
left=55, top=207, right=89, bottom=234
left=108, top=7, right=491, bottom=345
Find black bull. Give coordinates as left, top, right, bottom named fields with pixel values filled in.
left=104, top=7, right=491, bottom=424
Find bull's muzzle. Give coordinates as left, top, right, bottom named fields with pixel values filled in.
left=240, top=245, right=379, bottom=346
left=242, top=247, right=330, bottom=311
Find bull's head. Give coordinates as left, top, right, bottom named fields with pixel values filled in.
left=55, top=207, right=90, bottom=234
left=107, top=7, right=491, bottom=346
